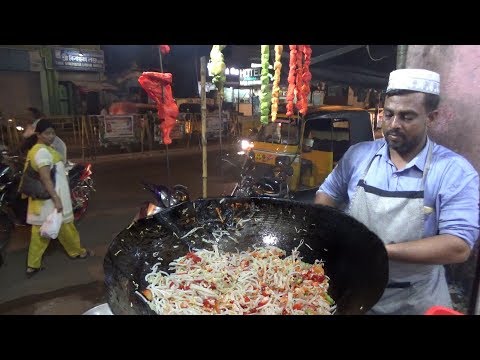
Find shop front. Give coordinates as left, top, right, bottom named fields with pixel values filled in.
left=52, top=47, right=114, bottom=116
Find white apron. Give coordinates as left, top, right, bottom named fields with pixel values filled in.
left=347, top=142, right=451, bottom=315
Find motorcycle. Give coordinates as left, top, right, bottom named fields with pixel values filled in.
left=131, top=183, right=190, bottom=223
left=65, top=161, right=95, bottom=222
left=0, top=155, right=27, bottom=266
left=224, top=149, right=295, bottom=199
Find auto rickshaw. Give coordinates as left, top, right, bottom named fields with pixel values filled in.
left=240, top=105, right=374, bottom=194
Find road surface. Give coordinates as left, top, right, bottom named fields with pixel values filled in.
left=0, top=145, right=239, bottom=314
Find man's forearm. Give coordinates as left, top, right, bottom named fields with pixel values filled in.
left=314, top=191, right=339, bottom=208
left=385, top=234, right=471, bottom=265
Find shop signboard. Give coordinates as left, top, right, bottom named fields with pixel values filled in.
left=52, top=47, right=105, bottom=72
left=104, top=116, right=134, bottom=138
left=239, top=68, right=262, bottom=86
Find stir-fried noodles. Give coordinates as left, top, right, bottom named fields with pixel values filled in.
left=141, top=245, right=335, bottom=315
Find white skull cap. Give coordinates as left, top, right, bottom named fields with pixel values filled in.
left=387, top=68, right=440, bottom=95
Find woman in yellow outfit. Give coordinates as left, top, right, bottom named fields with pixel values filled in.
left=23, top=119, right=92, bottom=277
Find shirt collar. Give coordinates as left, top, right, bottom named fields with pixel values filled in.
left=375, top=137, right=431, bottom=172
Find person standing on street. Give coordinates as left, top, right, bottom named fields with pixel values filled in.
left=22, top=119, right=93, bottom=277
left=22, top=107, right=67, bottom=163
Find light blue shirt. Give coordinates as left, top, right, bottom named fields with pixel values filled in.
left=318, top=137, right=480, bottom=248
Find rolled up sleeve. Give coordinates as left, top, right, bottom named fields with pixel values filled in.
left=317, top=146, right=354, bottom=204
left=438, top=163, right=480, bottom=249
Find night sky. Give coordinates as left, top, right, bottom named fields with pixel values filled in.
left=102, top=45, right=214, bottom=98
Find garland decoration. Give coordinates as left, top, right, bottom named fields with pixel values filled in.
left=299, top=45, right=312, bottom=115
left=271, top=45, right=283, bottom=122
left=286, top=45, right=298, bottom=117
left=260, top=45, right=272, bottom=125
left=209, top=45, right=227, bottom=101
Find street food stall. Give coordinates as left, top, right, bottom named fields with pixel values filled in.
left=90, top=46, right=389, bottom=316
left=83, top=45, right=480, bottom=316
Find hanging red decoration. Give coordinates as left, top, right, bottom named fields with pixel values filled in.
left=159, top=45, right=171, bottom=55
left=138, top=72, right=179, bottom=145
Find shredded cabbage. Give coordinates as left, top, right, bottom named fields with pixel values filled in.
left=143, top=245, right=335, bottom=315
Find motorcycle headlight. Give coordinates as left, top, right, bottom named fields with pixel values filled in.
left=146, top=203, right=162, bottom=217
left=240, top=139, right=254, bottom=151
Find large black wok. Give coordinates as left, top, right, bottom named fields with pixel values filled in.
left=104, top=197, right=388, bottom=315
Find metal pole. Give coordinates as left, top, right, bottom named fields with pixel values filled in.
left=201, top=56, right=208, bottom=198
left=218, top=92, right=223, bottom=178
left=158, top=46, right=171, bottom=186
left=141, top=117, right=144, bottom=153
left=81, top=116, right=85, bottom=162
left=0, top=121, right=5, bottom=147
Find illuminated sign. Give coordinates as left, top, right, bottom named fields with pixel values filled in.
left=239, top=67, right=273, bottom=86
left=52, top=47, right=105, bottom=72
left=239, top=68, right=262, bottom=86
left=207, top=63, right=240, bottom=77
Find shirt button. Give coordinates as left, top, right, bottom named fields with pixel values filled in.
left=393, top=174, right=397, bottom=178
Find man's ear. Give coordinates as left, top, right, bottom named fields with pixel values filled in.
left=427, top=109, right=439, bottom=127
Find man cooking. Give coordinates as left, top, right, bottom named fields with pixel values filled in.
left=314, top=68, right=479, bottom=315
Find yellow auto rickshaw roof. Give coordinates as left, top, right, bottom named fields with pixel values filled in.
left=271, top=105, right=370, bottom=122
left=275, top=105, right=368, bottom=118
left=309, top=105, right=368, bottom=113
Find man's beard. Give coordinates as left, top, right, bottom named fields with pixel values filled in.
left=384, top=130, right=419, bottom=155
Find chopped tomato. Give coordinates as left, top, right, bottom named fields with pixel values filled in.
left=240, top=260, right=250, bottom=269
left=293, top=303, right=303, bottom=310
left=178, top=282, right=190, bottom=290
left=203, top=298, right=216, bottom=309
left=302, top=269, right=325, bottom=283
left=186, top=252, right=202, bottom=263
left=258, top=297, right=269, bottom=307
left=311, top=274, right=325, bottom=283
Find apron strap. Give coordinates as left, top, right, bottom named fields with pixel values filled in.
left=361, top=139, right=434, bottom=188
left=421, top=140, right=433, bottom=186
left=386, top=281, right=411, bottom=288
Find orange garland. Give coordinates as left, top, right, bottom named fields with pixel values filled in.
left=271, top=45, right=283, bottom=122
left=299, top=45, right=312, bottom=115
left=286, top=45, right=312, bottom=117
left=286, top=45, right=297, bottom=117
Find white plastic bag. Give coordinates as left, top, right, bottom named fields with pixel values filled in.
left=40, top=209, right=63, bottom=239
